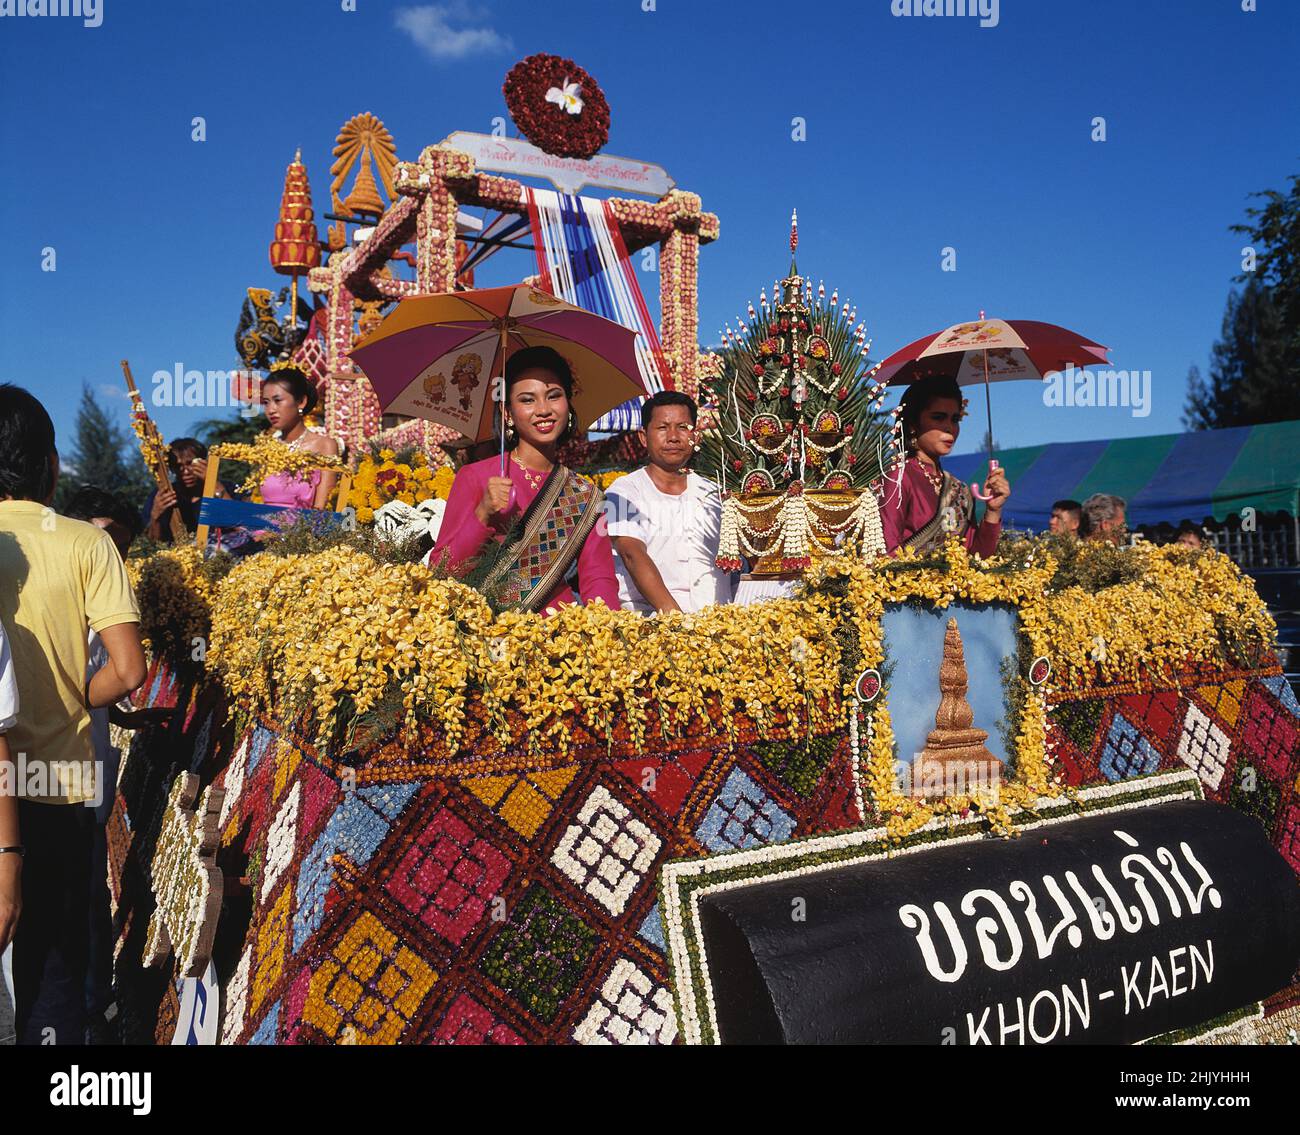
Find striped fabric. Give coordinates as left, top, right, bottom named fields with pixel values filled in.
left=525, top=189, right=668, bottom=432
left=943, top=420, right=1300, bottom=530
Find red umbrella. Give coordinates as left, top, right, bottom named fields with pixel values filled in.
left=876, top=315, right=1110, bottom=497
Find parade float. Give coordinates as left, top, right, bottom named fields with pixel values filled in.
left=105, top=57, right=1300, bottom=1046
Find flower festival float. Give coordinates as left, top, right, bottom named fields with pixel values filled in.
left=106, top=62, right=1300, bottom=1047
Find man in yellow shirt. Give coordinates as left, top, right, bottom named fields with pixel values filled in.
left=0, top=384, right=146, bottom=1045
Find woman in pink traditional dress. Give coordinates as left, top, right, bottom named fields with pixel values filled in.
left=878, top=375, right=1010, bottom=556
left=258, top=366, right=341, bottom=511
left=429, top=346, right=618, bottom=614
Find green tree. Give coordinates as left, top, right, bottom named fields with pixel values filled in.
left=1185, top=169, right=1300, bottom=429
left=1183, top=277, right=1290, bottom=429
left=54, top=385, right=153, bottom=512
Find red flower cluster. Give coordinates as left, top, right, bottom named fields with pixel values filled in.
left=503, top=54, right=611, bottom=160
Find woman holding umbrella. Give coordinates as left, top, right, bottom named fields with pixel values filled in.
left=879, top=374, right=1010, bottom=556
left=429, top=345, right=619, bottom=614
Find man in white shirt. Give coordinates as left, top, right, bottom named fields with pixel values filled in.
left=606, top=392, right=734, bottom=615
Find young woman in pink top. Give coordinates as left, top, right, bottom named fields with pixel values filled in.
left=429, top=346, right=618, bottom=614
left=259, top=367, right=340, bottom=510
left=877, top=375, right=1010, bottom=557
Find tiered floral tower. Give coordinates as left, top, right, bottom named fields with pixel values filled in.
left=699, top=213, right=896, bottom=575
left=268, top=149, right=321, bottom=277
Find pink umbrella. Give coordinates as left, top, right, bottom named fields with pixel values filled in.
left=876, top=315, right=1110, bottom=497
left=350, top=284, right=647, bottom=475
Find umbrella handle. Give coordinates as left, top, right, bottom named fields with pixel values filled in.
left=970, top=458, right=1000, bottom=502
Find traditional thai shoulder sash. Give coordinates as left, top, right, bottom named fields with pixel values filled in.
left=477, top=465, right=605, bottom=613
left=902, top=469, right=975, bottom=555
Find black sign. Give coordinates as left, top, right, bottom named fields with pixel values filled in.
left=698, top=801, right=1300, bottom=1044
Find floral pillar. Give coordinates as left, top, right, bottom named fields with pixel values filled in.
left=656, top=191, right=718, bottom=402
left=309, top=257, right=377, bottom=457
left=396, top=145, right=472, bottom=295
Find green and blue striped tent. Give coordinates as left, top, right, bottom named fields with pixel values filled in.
left=944, top=420, right=1300, bottom=531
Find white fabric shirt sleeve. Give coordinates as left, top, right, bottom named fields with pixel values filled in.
left=0, top=619, right=18, bottom=734
left=605, top=472, right=652, bottom=543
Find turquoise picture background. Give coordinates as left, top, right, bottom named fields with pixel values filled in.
left=881, top=603, right=1019, bottom=766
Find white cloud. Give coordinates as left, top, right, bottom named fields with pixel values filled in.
left=97, top=383, right=130, bottom=401
left=394, top=4, right=513, bottom=62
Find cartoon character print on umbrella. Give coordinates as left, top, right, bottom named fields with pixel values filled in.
left=451, top=353, right=483, bottom=410
left=423, top=372, right=448, bottom=404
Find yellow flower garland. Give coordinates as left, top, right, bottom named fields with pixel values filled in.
left=209, top=434, right=345, bottom=495
left=131, top=532, right=1276, bottom=835
left=207, top=546, right=839, bottom=756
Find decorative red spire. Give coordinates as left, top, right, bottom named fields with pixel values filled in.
left=269, top=149, right=321, bottom=276
left=790, top=208, right=799, bottom=253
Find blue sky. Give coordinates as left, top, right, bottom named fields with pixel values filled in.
left=1, top=0, right=1296, bottom=458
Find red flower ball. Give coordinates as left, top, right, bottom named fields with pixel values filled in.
left=798, top=320, right=808, bottom=331
left=503, top=54, right=611, bottom=160
left=814, top=323, right=823, bottom=334
left=732, top=459, right=743, bottom=471
left=831, top=362, right=842, bottom=376
left=780, top=386, right=791, bottom=397
left=780, top=318, right=791, bottom=331
left=837, top=388, right=848, bottom=400
left=752, top=364, right=764, bottom=376
left=781, top=354, right=792, bottom=366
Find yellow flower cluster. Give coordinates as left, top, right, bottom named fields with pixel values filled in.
left=126, top=546, right=217, bottom=666
left=583, top=469, right=629, bottom=491
left=347, top=448, right=453, bottom=525
left=210, top=435, right=345, bottom=494
left=129, top=411, right=169, bottom=472
left=206, top=546, right=840, bottom=756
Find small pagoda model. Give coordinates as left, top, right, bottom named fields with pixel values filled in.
left=912, top=617, right=1001, bottom=797
left=698, top=212, right=894, bottom=576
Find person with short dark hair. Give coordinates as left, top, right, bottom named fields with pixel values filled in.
left=0, top=384, right=147, bottom=1045
left=1176, top=521, right=1204, bottom=549
left=606, top=392, right=733, bottom=614
left=1080, top=493, right=1127, bottom=543
left=67, top=485, right=141, bottom=559
left=428, top=347, right=618, bottom=613
left=141, top=437, right=231, bottom=543
left=1049, top=499, right=1082, bottom=536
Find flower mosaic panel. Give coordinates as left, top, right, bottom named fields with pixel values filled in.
left=111, top=652, right=1300, bottom=1045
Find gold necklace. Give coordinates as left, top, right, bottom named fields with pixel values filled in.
left=916, top=458, right=943, bottom=494
left=511, top=452, right=550, bottom=491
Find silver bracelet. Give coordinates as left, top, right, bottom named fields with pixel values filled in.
left=0, top=846, right=24, bottom=858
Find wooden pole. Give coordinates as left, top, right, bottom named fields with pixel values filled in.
left=193, top=453, right=222, bottom=552
left=122, top=359, right=187, bottom=544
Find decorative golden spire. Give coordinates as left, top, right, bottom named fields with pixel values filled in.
left=343, top=154, right=384, bottom=217
left=912, top=617, right=1000, bottom=797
